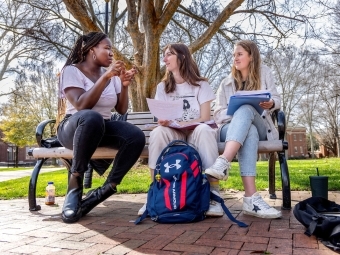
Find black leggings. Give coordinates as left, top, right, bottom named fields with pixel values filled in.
left=57, top=110, right=145, bottom=184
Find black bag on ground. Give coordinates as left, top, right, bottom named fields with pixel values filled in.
left=293, top=197, right=340, bottom=252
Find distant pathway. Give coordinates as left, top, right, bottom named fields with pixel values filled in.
left=0, top=167, right=65, bottom=182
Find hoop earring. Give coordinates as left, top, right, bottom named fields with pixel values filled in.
left=93, top=54, right=97, bottom=61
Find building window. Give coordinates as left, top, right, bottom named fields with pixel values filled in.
left=293, top=134, right=297, bottom=141
left=300, top=146, right=303, bottom=153
left=299, top=134, right=303, bottom=141
left=294, top=146, right=298, bottom=153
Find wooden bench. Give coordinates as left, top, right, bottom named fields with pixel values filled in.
left=28, top=110, right=290, bottom=211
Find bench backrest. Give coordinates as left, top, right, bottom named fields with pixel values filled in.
left=126, top=112, right=156, bottom=145
left=125, top=111, right=283, bottom=154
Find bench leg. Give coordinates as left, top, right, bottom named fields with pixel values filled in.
left=84, top=164, right=93, bottom=189
left=28, top=158, right=48, bottom=211
left=268, top=152, right=276, bottom=199
left=278, top=151, right=291, bottom=210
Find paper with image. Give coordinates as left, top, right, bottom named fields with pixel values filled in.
left=146, top=98, right=183, bottom=120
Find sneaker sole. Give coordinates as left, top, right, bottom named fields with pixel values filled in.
left=205, top=170, right=228, bottom=181
left=206, top=211, right=224, bottom=217
left=243, top=210, right=282, bottom=219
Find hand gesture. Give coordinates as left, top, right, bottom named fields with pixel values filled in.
left=105, top=60, right=125, bottom=78
left=120, top=66, right=138, bottom=87
left=158, top=119, right=170, bottom=127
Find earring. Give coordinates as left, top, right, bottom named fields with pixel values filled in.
left=93, top=54, right=96, bottom=61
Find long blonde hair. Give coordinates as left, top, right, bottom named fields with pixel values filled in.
left=232, top=40, right=261, bottom=91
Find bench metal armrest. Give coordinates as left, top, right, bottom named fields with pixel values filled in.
left=35, top=119, right=56, bottom=147
left=275, top=110, right=286, bottom=141
left=273, top=110, right=288, bottom=150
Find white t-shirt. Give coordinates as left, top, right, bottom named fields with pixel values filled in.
left=60, top=66, right=121, bottom=119
left=155, top=81, right=215, bottom=121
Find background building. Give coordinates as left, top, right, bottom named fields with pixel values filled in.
left=285, top=126, right=308, bottom=159
left=0, top=130, right=36, bottom=167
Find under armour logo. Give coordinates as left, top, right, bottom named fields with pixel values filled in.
left=164, top=160, right=181, bottom=173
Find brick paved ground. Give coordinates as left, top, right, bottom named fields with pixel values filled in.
left=0, top=190, right=339, bottom=255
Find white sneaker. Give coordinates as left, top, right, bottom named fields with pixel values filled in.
left=206, top=190, right=224, bottom=217
left=243, top=192, right=282, bottom=219
left=205, top=156, right=231, bottom=180
left=137, top=203, right=146, bottom=216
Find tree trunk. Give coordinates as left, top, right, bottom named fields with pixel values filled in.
left=61, top=0, right=245, bottom=112
left=309, top=124, right=315, bottom=158
left=15, top=146, right=18, bottom=168
left=51, top=158, right=58, bottom=166
left=336, top=126, right=340, bottom=157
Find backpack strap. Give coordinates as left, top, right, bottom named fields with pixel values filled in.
left=210, top=191, right=248, bottom=228
left=327, top=224, right=340, bottom=249
left=305, top=203, right=322, bottom=236
left=134, top=209, right=148, bottom=225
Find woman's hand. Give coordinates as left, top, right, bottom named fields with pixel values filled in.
left=158, top=119, right=170, bottom=127
left=259, top=99, right=275, bottom=110
left=120, top=66, right=138, bottom=87
left=176, top=121, right=189, bottom=127
left=105, top=60, right=125, bottom=79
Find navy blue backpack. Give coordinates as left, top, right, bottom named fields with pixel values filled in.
left=135, top=140, right=247, bottom=227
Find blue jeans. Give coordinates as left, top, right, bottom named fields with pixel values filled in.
left=219, top=105, right=267, bottom=176
left=57, top=110, right=145, bottom=184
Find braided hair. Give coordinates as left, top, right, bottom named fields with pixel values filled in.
left=63, top=32, right=108, bottom=67
left=57, top=32, right=108, bottom=125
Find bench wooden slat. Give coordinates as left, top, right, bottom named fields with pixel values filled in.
left=32, top=146, right=150, bottom=159
left=126, top=112, right=154, bottom=119
left=127, top=119, right=156, bottom=125
left=32, top=141, right=282, bottom=159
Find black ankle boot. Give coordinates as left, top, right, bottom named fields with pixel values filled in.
left=81, top=183, right=117, bottom=216
left=62, top=174, right=83, bottom=223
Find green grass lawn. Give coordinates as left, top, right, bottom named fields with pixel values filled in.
left=0, top=158, right=339, bottom=200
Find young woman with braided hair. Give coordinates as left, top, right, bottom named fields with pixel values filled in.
left=57, top=31, right=145, bottom=223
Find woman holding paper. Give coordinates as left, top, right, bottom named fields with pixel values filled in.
left=206, top=40, right=282, bottom=219
left=138, top=43, right=223, bottom=217
left=57, top=32, right=145, bottom=223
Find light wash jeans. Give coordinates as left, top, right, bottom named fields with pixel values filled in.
left=148, top=124, right=219, bottom=170
left=219, top=105, right=267, bottom=176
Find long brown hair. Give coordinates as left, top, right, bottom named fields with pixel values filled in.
left=57, top=32, right=108, bottom=124
left=161, top=43, right=207, bottom=93
left=232, top=40, right=261, bottom=91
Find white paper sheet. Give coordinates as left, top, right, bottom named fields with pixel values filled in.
left=146, top=98, right=183, bottom=120
left=145, top=120, right=218, bottom=130
left=233, top=90, right=271, bottom=98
